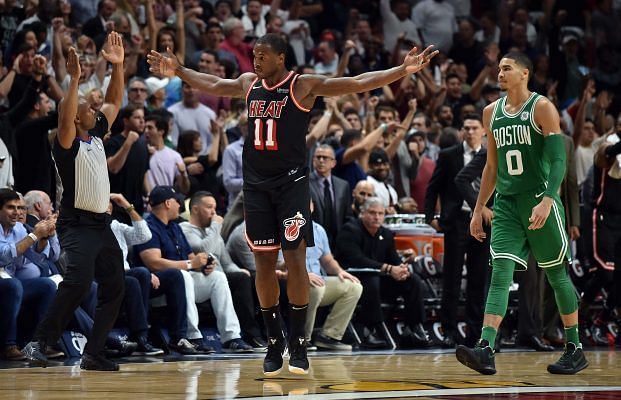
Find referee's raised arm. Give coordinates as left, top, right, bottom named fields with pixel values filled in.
left=56, top=46, right=80, bottom=149
left=99, top=32, right=125, bottom=127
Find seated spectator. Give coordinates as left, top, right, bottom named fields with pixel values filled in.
left=300, top=200, right=362, bottom=350
left=226, top=221, right=255, bottom=276
left=180, top=191, right=266, bottom=350
left=0, top=189, right=58, bottom=360
left=335, top=197, right=432, bottom=349
left=222, top=120, right=245, bottom=210
left=135, top=186, right=252, bottom=353
left=107, top=193, right=167, bottom=356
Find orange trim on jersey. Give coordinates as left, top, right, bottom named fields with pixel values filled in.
left=262, top=71, right=294, bottom=91
left=290, top=74, right=311, bottom=113
left=244, top=230, right=281, bottom=252
left=245, top=77, right=259, bottom=104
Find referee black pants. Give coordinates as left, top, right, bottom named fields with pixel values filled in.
left=35, top=209, right=125, bottom=356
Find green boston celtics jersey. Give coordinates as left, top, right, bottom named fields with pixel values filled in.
left=491, top=92, right=548, bottom=195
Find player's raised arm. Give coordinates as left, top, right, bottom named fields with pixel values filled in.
left=147, top=48, right=255, bottom=98
left=296, top=45, right=439, bottom=98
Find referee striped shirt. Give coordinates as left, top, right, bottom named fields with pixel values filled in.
left=53, top=112, right=110, bottom=213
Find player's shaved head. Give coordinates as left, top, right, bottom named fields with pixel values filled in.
left=255, top=33, right=287, bottom=56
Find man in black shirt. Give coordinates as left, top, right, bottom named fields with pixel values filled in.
left=23, top=32, right=126, bottom=371
left=335, top=196, right=431, bottom=348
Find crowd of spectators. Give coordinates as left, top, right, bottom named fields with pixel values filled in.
left=1, top=0, right=621, bottom=360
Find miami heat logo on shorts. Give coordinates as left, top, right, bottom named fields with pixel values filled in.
left=283, top=212, right=306, bottom=242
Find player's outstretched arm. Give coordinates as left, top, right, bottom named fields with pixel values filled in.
left=471, top=103, right=498, bottom=241
left=297, top=45, right=439, bottom=98
left=57, top=47, right=80, bottom=149
left=147, top=48, right=255, bottom=98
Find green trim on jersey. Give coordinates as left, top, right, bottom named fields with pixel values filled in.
left=491, top=92, right=548, bottom=195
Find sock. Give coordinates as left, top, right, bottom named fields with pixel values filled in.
left=481, top=326, right=497, bottom=348
left=288, top=303, right=308, bottom=341
left=565, top=324, right=580, bottom=345
left=261, top=304, right=283, bottom=339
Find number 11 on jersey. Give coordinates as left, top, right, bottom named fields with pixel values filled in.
left=254, top=119, right=278, bottom=151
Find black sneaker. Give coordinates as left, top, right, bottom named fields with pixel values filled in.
left=22, top=341, right=48, bottom=367
left=133, top=337, right=164, bottom=356
left=288, top=336, right=310, bottom=375
left=456, top=339, right=496, bottom=375
left=263, top=336, right=286, bottom=377
left=169, top=338, right=198, bottom=355
left=80, top=353, right=119, bottom=371
left=222, top=338, right=253, bottom=353
left=314, top=333, right=352, bottom=351
left=189, top=339, right=216, bottom=354
left=248, top=336, right=268, bottom=353
left=547, top=342, right=589, bottom=374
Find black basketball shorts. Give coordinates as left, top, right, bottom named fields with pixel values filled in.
left=243, top=175, right=314, bottom=251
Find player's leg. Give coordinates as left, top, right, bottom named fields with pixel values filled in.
left=457, top=194, right=528, bottom=375
left=244, top=186, right=286, bottom=376
left=277, top=176, right=313, bottom=375
left=526, top=196, right=588, bottom=374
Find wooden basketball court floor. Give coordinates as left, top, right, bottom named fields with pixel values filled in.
left=1, top=349, right=620, bottom=399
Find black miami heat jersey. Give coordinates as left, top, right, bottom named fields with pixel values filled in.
left=244, top=71, right=312, bottom=187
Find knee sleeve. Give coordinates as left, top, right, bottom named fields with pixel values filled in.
left=544, top=264, right=578, bottom=315
left=484, top=258, right=515, bottom=317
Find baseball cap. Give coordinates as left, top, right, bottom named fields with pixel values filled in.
left=562, top=33, right=579, bottom=45
left=368, top=148, right=389, bottom=165
left=145, top=77, right=169, bottom=96
left=149, top=186, right=185, bottom=206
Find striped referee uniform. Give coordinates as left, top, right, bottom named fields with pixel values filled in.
left=34, top=111, right=125, bottom=356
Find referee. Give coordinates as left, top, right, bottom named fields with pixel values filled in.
left=23, top=32, right=126, bottom=371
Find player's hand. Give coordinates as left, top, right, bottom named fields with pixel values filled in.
left=147, top=47, right=181, bottom=78
left=338, top=269, right=360, bottom=284
left=402, top=45, right=439, bottom=74
left=470, top=211, right=486, bottom=241
left=528, top=197, right=553, bottom=230
left=101, top=31, right=125, bottom=65
left=66, top=47, right=81, bottom=80
left=308, top=272, right=324, bottom=287
left=482, top=206, right=494, bottom=226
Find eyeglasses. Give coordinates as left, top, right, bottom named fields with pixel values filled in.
left=314, top=155, right=334, bottom=161
left=358, top=191, right=373, bottom=197
left=129, top=87, right=147, bottom=92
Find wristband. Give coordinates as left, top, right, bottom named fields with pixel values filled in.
left=28, top=232, right=38, bottom=242
left=125, top=204, right=135, bottom=213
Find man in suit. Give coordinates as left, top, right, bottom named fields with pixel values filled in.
left=310, top=144, right=351, bottom=248
left=424, top=114, right=488, bottom=348
left=82, top=0, right=117, bottom=48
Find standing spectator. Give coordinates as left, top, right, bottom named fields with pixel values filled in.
left=168, top=81, right=217, bottom=151
left=197, top=50, right=231, bottom=113
left=105, top=104, right=148, bottom=224
left=407, top=131, right=436, bottom=213
left=313, top=40, right=339, bottom=76
left=366, top=148, right=398, bottom=212
left=412, top=0, right=457, bottom=54
left=309, top=144, right=351, bottom=248
left=379, top=0, right=421, bottom=53
left=126, top=77, right=149, bottom=109
left=82, top=0, right=117, bottom=46
left=222, top=117, right=246, bottom=209
left=219, top=17, right=253, bottom=74
left=424, top=114, right=488, bottom=348
left=144, top=113, right=190, bottom=194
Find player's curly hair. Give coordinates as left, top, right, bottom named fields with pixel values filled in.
left=256, top=33, right=287, bottom=56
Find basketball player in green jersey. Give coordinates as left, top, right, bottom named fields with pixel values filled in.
left=456, top=52, right=588, bottom=375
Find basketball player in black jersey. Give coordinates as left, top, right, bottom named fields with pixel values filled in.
left=148, top=34, right=437, bottom=375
